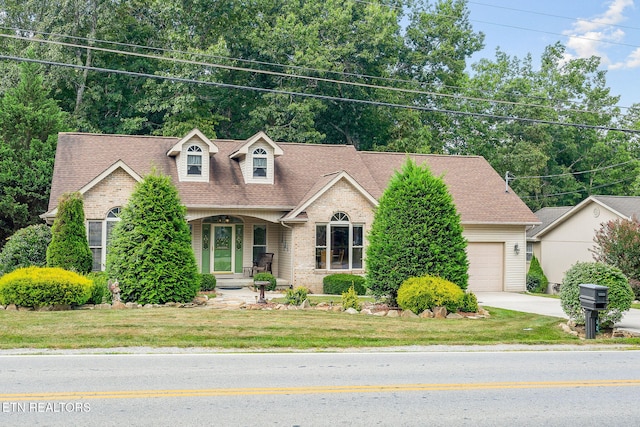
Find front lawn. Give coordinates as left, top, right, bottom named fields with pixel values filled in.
left=1, top=306, right=635, bottom=350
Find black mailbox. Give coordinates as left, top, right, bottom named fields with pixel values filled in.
left=579, top=283, right=608, bottom=310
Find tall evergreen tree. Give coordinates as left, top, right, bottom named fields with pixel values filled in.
left=366, top=159, right=468, bottom=304
left=106, top=172, right=200, bottom=304
left=0, top=61, right=69, bottom=248
left=46, top=192, right=93, bottom=273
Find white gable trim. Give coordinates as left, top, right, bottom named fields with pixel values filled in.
left=40, top=160, right=142, bottom=223
left=283, top=171, right=378, bottom=221
left=167, top=128, right=219, bottom=157
left=535, top=196, right=626, bottom=238
left=229, top=131, right=284, bottom=159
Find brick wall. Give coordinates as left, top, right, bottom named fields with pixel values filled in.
left=291, top=178, right=375, bottom=293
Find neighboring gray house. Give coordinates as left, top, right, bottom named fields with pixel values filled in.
left=528, top=195, right=640, bottom=287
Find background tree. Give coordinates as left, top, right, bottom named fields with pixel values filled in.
left=46, top=192, right=92, bottom=274
left=106, top=172, right=200, bottom=304
left=0, top=60, right=69, bottom=249
left=592, top=218, right=640, bottom=299
left=366, top=159, right=468, bottom=304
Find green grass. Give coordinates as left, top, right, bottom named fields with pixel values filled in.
left=1, top=306, right=636, bottom=350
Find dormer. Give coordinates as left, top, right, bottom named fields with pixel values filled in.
left=166, top=129, right=219, bottom=182
left=230, top=131, right=283, bottom=184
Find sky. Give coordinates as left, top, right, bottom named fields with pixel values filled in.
left=465, top=0, right=640, bottom=110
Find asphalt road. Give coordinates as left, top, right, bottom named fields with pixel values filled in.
left=2, top=350, right=640, bottom=426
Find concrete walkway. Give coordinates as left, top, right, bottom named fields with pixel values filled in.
left=476, top=292, right=640, bottom=335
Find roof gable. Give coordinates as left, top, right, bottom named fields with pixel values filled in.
left=229, top=131, right=284, bottom=159
left=166, top=128, right=219, bottom=157
left=282, top=171, right=378, bottom=221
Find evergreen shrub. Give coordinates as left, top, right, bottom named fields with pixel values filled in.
left=323, top=274, right=366, bottom=295
left=366, top=159, right=468, bottom=305
left=526, top=255, right=548, bottom=293
left=560, top=262, right=634, bottom=327
left=341, top=285, right=361, bottom=311
left=397, top=275, right=464, bottom=314
left=0, top=224, right=52, bottom=275
left=0, top=266, right=92, bottom=307
left=87, top=271, right=109, bottom=304
left=200, top=274, right=217, bottom=292
left=285, top=286, right=309, bottom=305
left=459, top=291, right=479, bottom=313
left=254, top=272, right=276, bottom=291
left=106, top=173, right=200, bottom=304
left=46, top=192, right=92, bottom=274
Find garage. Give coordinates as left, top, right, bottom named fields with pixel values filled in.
left=466, top=243, right=504, bottom=292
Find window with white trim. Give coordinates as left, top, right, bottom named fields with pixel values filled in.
left=88, top=207, right=121, bottom=271
left=252, top=147, right=267, bottom=178
left=315, top=212, right=363, bottom=270
left=187, top=145, right=203, bottom=176
left=526, top=242, right=533, bottom=262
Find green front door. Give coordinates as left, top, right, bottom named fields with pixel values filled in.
left=213, top=226, right=233, bottom=272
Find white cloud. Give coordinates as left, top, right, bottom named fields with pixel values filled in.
left=562, top=0, right=635, bottom=66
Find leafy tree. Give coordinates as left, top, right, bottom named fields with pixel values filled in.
left=0, top=224, right=52, bottom=275
left=46, top=192, right=93, bottom=274
left=366, top=159, right=468, bottom=305
left=592, top=218, right=640, bottom=297
left=0, top=61, right=69, bottom=248
left=106, top=172, right=200, bottom=304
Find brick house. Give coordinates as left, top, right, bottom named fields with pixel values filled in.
left=42, top=129, right=539, bottom=293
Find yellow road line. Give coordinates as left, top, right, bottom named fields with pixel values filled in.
left=2, top=380, right=640, bottom=401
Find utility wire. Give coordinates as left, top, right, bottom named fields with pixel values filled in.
left=2, top=54, right=640, bottom=135
left=520, top=177, right=635, bottom=200
left=0, top=32, right=625, bottom=117
left=512, top=160, right=637, bottom=180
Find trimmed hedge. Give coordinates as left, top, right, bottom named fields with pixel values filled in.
left=0, top=267, right=92, bottom=307
left=526, top=255, right=548, bottom=294
left=87, top=271, right=110, bottom=304
left=200, top=274, right=217, bottom=292
left=397, top=275, right=464, bottom=314
left=254, top=272, right=276, bottom=291
left=560, top=262, right=634, bottom=327
left=323, top=274, right=366, bottom=295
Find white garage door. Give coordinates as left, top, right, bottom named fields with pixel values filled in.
left=466, top=243, right=504, bottom=292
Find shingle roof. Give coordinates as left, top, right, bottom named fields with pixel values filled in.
left=527, top=207, right=572, bottom=239
left=47, top=132, right=539, bottom=225
left=591, top=195, right=640, bottom=219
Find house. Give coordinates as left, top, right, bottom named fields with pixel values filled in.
left=42, top=129, right=539, bottom=294
left=527, top=195, right=640, bottom=287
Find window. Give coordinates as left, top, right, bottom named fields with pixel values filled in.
left=526, top=242, right=533, bottom=262
left=252, top=148, right=267, bottom=178
left=88, top=207, right=121, bottom=271
left=187, top=145, right=203, bottom=176
left=253, top=224, right=267, bottom=263
left=315, top=212, right=364, bottom=270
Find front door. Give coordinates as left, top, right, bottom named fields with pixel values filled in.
left=213, top=226, right=233, bottom=273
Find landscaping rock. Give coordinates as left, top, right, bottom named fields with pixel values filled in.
left=432, top=306, right=447, bottom=318
left=0, top=305, right=4, bottom=310
left=18, top=306, right=34, bottom=311
left=6, top=304, right=16, bottom=311
left=446, top=312, right=463, bottom=319
left=401, top=310, right=418, bottom=318
left=373, top=310, right=387, bottom=316
left=386, top=309, right=399, bottom=318
left=331, top=306, right=343, bottom=312
left=419, top=309, right=433, bottom=318
left=111, top=302, right=126, bottom=310
left=37, top=306, right=53, bottom=311
left=299, top=299, right=310, bottom=309
left=125, top=302, right=138, bottom=309
left=361, top=308, right=373, bottom=315
left=76, top=304, right=94, bottom=310
left=345, top=307, right=358, bottom=314
left=192, top=296, right=208, bottom=305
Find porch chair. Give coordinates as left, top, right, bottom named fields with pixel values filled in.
left=252, top=252, right=274, bottom=276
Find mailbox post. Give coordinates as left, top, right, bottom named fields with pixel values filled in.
left=579, top=284, right=608, bottom=339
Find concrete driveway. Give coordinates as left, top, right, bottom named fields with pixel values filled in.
left=476, top=292, right=640, bottom=335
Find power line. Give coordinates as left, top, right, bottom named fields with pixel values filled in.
left=519, top=177, right=636, bottom=200
left=2, top=54, right=639, bottom=135
left=0, top=32, right=627, bottom=118
left=512, top=160, right=637, bottom=180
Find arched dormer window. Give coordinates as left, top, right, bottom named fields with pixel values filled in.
left=252, top=147, right=268, bottom=178
left=187, top=145, right=203, bottom=176
left=315, top=211, right=364, bottom=270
